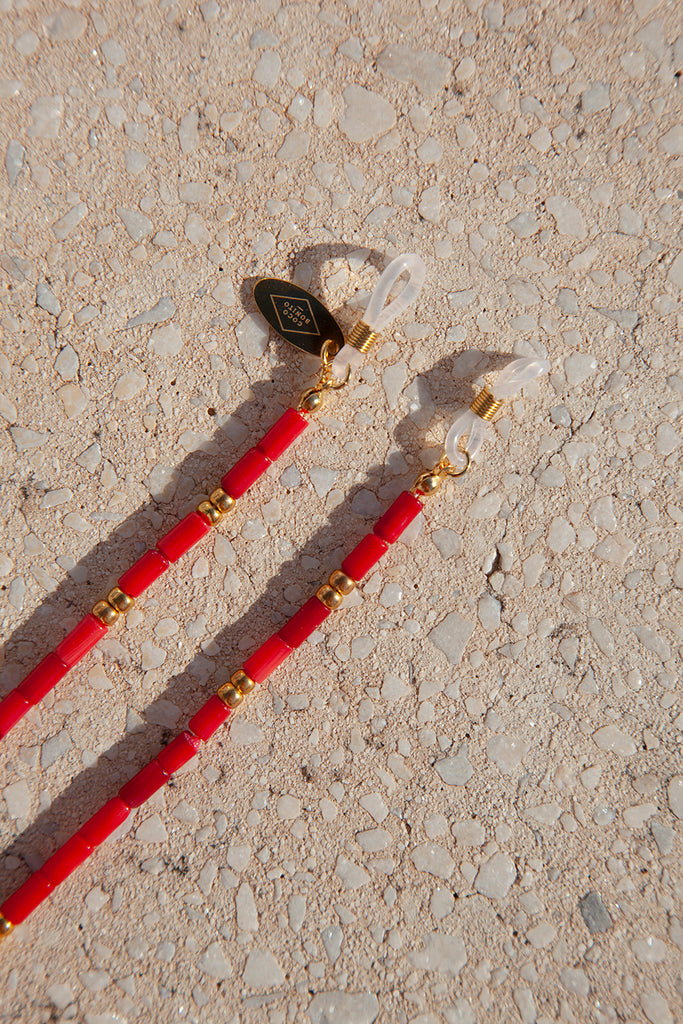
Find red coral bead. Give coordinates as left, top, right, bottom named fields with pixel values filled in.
left=119, top=549, right=169, bottom=598
left=0, top=872, right=53, bottom=925
left=278, top=596, right=331, bottom=649
left=373, top=490, right=423, bottom=544
left=54, top=614, right=107, bottom=668
left=243, top=635, right=292, bottom=684
left=221, top=448, right=271, bottom=499
left=0, top=690, right=32, bottom=738
left=41, top=836, right=92, bottom=886
left=157, top=731, right=201, bottom=774
left=341, top=533, right=388, bottom=582
left=188, top=695, right=230, bottom=740
left=157, top=511, right=211, bottom=563
left=119, top=759, right=169, bottom=809
left=78, top=798, right=130, bottom=847
left=19, top=653, right=69, bottom=706
left=257, top=408, right=308, bottom=462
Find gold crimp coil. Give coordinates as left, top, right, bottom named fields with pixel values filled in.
left=345, top=320, right=379, bottom=354
left=470, top=387, right=504, bottom=421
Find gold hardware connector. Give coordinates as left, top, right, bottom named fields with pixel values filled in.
left=470, top=387, right=504, bottom=421
left=346, top=320, right=379, bottom=354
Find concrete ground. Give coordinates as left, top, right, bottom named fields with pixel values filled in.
left=0, top=1, right=681, bottom=1022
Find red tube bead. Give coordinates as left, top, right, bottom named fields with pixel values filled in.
left=221, top=448, right=270, bottom=499
left=19, top=652, right=69, bottom=706
left=0, top=690, right=32, bottom=738
left=244, top=635, right=292, bottom=684
left=373, top=490, right=423, bottom=544
left=157, top=511, right=211, bottom=563
left=55, top=614, right=107, bottom=668
left=157, top=730, right=201, bottom=774
left=188, top=695, right=230, bottom=740
left=119, top=549, right=169, bottom=598
left=0, top=872, right=53, bottom=925
left=257, top=408, right=308, bottom=462
left=41, top=835, right=92, bottom=886
left=119, top=759, right=169, bottom=808
left=78, top=798, right=130, bottom=847
left=278, top=597, right=330, bottom=649
left=342, top=533, right=389, bottom=582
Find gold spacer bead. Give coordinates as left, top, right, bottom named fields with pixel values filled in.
left=316, top=583, right=344, bottom=610
left=217, top=684, right=244, bottom=708
left=231, top=669, right=256, bottom=694
left=107, top=586, right=134, bottom=613
left=328, top=569, right=356, bottom=595
left=299, top=389, right=323, bottom=413
left=470, top=387, right=504, bottom=421
left=210, top=488, right=236, bottom=514
left=346, top=320, right=379, bottom=354
left=92, top=600, right=120, bottom=626
left=417, top=472, right=442, bottom=495
left=0, top=915, right=13, bottom=939
left=197, top=500, right=222, bottom=526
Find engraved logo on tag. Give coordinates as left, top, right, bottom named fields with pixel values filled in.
left=271, top=295, right=319, bottom=336
left=253, top=278, right=345, bottom=356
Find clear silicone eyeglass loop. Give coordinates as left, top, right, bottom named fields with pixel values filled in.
left=332, top=253, right=427, bottom=377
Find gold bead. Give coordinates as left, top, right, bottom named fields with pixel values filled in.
left=92, top=600, right=119, bottom=626
left=198, top=500, right=222, bottom=526
left=217, top=684, right=244, bottom=708
left=316, top=583, right=344, bottom=610
left=210, top=488, right=236, bottom=514
left=418, top=472, right=442, bottom=495
left=231, top=669, right=256, bottom=694
left=300, top=389, right=323, bottom=413
left=328, top=569, right=356, bottom=595
left=0, top=915, right=13, bottom=939
left=107, top=586, right=134, bottom=613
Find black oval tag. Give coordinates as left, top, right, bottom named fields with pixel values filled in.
left=253, top=278, right=344, bottom=356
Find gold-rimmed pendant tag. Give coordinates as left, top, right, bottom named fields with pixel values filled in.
left=253, top=278, right=344, bottom=357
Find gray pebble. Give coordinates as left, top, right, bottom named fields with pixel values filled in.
left=578, top=891, right=613, bottom=933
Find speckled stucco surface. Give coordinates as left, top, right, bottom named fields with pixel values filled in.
left=0, top=1, right=682, bottom=1022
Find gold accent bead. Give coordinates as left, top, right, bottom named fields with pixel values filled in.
left=417, top=472, right=442, bottom=495
left=217, top=684, right=244, bottom=708
left=107, top=586, right=134, bottom=613
left=346, top=320, right=379, bottom=354
left=198, top=500, right=222, bottom=526
left=317, top=583, right=344, bottom=610
left=231, top=669, right=256, bottom=694
left=470, top=387, right=504, bottom=421
left=92, top=600, right=119, bottom=626
left=328, top=569, right=356, bottom=595
left=299, top=389, right=323, bottom=413
left=210, top=488, right=236, bottom=514
left=0, top=915, right=13, bottom=939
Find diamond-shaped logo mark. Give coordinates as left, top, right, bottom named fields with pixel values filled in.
left=271, top=294, right=320, bottom=336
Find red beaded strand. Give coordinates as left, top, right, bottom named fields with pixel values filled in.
left=0, top=408, right=309, bottom=741
left=0, top=487, right=423, bottom=932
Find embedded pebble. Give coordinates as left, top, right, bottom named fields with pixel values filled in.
left=135, top=814, right=168, bottom=843
left=117, top=206, right=153, bottom=242
left=376, top=46, right=451, bottom=95
left=487, top=734, right=530, bottom=774
left=435, top=745, right=473, bottom=786
left=149, top=324, right=182, bottom=357
left=29, top=95, right=63, bottom=138
left=126, top=296, right=175, bottom=328
left=5, top=140, right=24, bottom=187
left=593, top=725, right=636, bottom=756
left=408, top=931, right=467, bottom=977
left=429, top=612, right=475, bottom=664
left=243, top=950, right=285, bottom=988
left=198, top=942, right=232, bottom=980
left=474, top=853, right=516, bottom=899
left=3, top=779, right=31, bottom=819
left=578, top=891, right=613, bottom=933
left=339, top=85, right=396, bottom=143
left=36, top=282, right=61, bottom=316
left=545, top=196, right=587, bottom=239
left=410, top=843, right=455, bottom=879
left=308, top=993, right=379, bottom=1024
left=668, top=777, right=683, bottom=820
